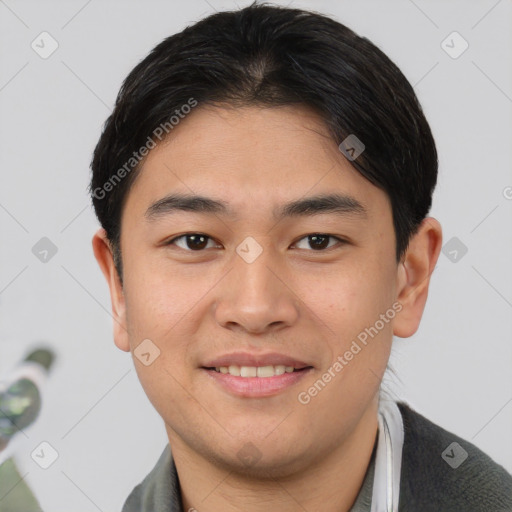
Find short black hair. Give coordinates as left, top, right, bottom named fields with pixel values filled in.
left=90, top=1, right=438, bottom=279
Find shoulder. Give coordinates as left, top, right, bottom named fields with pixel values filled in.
left=121, top=445, right=183, bottom=512
left=397, top=402, right=512, bottom=512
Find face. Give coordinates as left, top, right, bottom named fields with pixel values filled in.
left=94, top=104, right=434, bottom=478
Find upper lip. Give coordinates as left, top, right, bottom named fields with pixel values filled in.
left=202, top=351, right=312, bottom=369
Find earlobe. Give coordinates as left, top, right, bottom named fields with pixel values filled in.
left=393, top=217, right=443, bottom=338
left=92, top=228, right=130, bottom=352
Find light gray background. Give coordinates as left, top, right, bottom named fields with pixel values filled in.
left=1, top=0, right=511, bottom=510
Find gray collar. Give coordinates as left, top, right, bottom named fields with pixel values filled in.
left=121, top=444, right=183, bottom=512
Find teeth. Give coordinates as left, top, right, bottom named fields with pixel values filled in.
left=257, top=366, right=274, bottom=377
left=214, top=365, right=299, bottom=377
left=228, top=365, right=241, bottom=376
left=241, top=366, right=257, bottom=377
left=274, top=365, right=286, bottom=375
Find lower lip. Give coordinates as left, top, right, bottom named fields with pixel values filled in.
left=203, top=368, right=312, bottom=398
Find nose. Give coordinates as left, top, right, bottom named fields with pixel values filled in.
left=213, top=244, right=300, bottom=335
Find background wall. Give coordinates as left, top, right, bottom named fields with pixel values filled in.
left=0, top=0, right=511, bottom=510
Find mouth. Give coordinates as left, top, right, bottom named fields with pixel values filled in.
left=201, top=364, right=313, bottom=398
left=203, top=365, right=312, bottom=377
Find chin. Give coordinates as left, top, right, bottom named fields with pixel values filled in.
left=210, top=447, right=312, bottom=480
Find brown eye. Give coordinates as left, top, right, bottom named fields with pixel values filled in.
left=294, top=234, right=343, bottom=251
left=168, top=234, right=217, bottom=251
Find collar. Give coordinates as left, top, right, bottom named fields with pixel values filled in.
left=122, top=399, right=403, bottom=512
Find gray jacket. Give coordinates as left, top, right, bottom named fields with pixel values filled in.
left=122, top=402, right=512, bottom=511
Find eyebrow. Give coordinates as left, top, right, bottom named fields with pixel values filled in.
left=145, top=192, right=367, bottom=221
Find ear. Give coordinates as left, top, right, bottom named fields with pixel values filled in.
left=393, top=217, right=442, bottom=338
left=92, top=228, right=130, bottom=352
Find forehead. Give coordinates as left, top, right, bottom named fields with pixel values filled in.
left=122, top=104, right=391, bottom=223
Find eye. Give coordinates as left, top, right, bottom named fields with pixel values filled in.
left=293, top=233, right=345, bottom=251
left=165, top=233, right=345, bottom=252
left=166, top=233, right=219, bottom=251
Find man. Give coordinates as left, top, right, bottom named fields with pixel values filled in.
left=90, top=3, right=512, bottom=511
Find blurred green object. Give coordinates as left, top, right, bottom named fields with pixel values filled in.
left=0, top=379, right=41, bottom=438
left=0, top=457, right=42, bottom=511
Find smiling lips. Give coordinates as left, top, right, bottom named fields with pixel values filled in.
left=213, top=365, right=298, bottom=377
left=202, top=351, right=313, bottom=397
left=203, top=351, right=311, bottom=369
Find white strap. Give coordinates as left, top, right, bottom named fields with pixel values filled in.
left=370, top=399, right=404, bottom=512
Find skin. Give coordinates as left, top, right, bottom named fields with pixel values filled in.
left=93, top=104, right=442, bottom=512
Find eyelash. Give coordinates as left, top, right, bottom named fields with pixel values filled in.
left=165, top=233, right=347, bottom=252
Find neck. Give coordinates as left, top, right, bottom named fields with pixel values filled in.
left=168, top=397, right=379, bottom=512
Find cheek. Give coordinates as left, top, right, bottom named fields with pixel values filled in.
left=123, top=254, right=197, bottom=335
left=123, top=271, right=197, bottom=411
left=310, top=265, right=395, bottom=326
left=122, top=258, right=220, bottom=377
left=307, top=263, right=397, bottom=370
